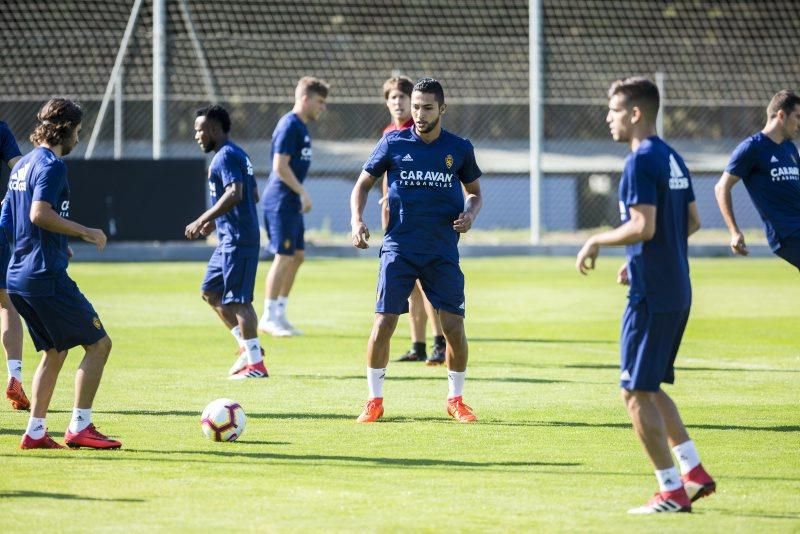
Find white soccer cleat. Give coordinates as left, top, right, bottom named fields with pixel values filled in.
left=258, top=316, right=277, bottom=334
left=228, top=349, right=248, bottom=376
left=277, top=316, right=303, bottom=336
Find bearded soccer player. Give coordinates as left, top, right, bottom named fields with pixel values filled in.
left=259, top=77, right=329, bottom=337
left=576, top=77, right=714, bottom=513
left=379, top=76, right=447, bottom=365
left=350, top=78, right=483, bottom=423
left=4, top=98, right=120, bottom=449
left=0, top=120, right=28, bottom=410
left=715, top=90, right=800, bottom=269
left=186, top=105, right=267, bottom=379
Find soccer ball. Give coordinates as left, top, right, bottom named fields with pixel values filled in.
left=201, top=398, right=246, bottom=442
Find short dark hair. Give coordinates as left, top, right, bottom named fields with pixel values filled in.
left=383, top=76, right=414, bottom=100
left=608, top=77, right=660, bottom=122
left=413, top=77, right=445, bottom=105
left=30, top=98, right=83, bottom=146
left=767, top=90, right=800, bottom=119
left=196, top=104, right=231, bottom=133
left=296, top=76, right=330, bottom=100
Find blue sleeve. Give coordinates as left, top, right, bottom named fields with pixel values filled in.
left=273, top=120, right=298, bottom=155
left=363, top=135, right=391, bottom=177
left=0, top=191, right=11, bottom=242
left=624, top=153, right=657, bottom=206
left=725, top=138, right=755, bottom=178
left=218, top=150, right=244, bottom=188
left=459, top=141, right=482, bottom=184
left=0, top=122, right=22, bottom=166
left=32, top=161, right=67, bottom=208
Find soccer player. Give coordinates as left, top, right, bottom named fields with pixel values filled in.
left=258, top=77, right=329, bottom=337
left=4, top=98, right=120, bottom=449
left=0, top=120, right=29, bottom=410
left=379, top=76, right=447, bottom=365
left=715, top=90, right=800, bottom=268
left=186, top=105, right=267, bottom=379
left=350, top=78, right=483, bottom=423
left=576, top=78, right=714, bottom=513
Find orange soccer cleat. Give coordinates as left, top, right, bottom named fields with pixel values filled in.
left=228, top=360, right=269, bottom=380
left=628, top=487, right=692, bottom=514
left=356, top=398, right=384, bottom=423
left=6, top=377, right=31, bottom=410
left=447, top=396, right=477, bottom=423
left=64, top=424, right=122, bottom=449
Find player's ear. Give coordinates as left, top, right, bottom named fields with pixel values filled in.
left=440, top=103, right=447, bottom=115
left=630, top=105, right=642, bottom=125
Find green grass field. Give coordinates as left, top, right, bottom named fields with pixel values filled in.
left=0, top=256, right=798, bottom=532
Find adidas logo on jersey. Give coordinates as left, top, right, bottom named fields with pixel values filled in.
left=770, top=155, right=779, bottom=163
left=402, top=154, right=414, bottom=162
left=668, top=154, right=690, bottom=190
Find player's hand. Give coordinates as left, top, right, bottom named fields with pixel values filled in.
left=730, top=231, right=749, bottom=256
left=453, top=211, right=474, bottom=233
left=576, top=239, right=599, bottom=275
left=83, top=228, right=107, bottom=251
left=185, top=218, right=206, bottom=240
left=199, top=220, right=216, bottom=237
left=300, top=190, right=312, bottom=213
left=616, top=262, right=629, bottom=285
left=351, top=221, right=370, bottom=249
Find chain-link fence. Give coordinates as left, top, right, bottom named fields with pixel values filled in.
left=1, top=1, right=797, bottom=241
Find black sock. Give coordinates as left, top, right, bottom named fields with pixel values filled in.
left=413, top=342, right=426, bottom=358
left=434, top=335, right=446, bottom=349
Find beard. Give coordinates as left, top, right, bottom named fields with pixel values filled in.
left=416, top=115, right=440, bottom=134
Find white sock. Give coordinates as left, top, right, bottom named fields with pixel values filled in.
left=672, top=440, right=701, bottom=474
left=367, top=367, right=386, bottom=399
left=7, top=359, right=22, bottom=381
left=267, top=299, right=279, bottom=321
left=26, top=416, right=46, bottom=439
left=230, top=326, right=245, bottom=348
left=277, top=296, right=288, bottom=319
left=447, top=370, right=466, bottom=398
left=244, top=338, right=263, bottom=365
left=655, top=466, right=682, bottom=492
left=69, top=408, right=92, bottom=433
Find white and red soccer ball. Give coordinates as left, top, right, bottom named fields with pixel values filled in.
left=201, top=398, right=246, bottom=442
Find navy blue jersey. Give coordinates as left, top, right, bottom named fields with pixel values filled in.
left=208, top=141, right=259, bottom=249
left=262, top=112, right=311, bottom=212
left=364, top=128, right=481, bottom=260
left=0, top=122, right=22, bottom=166
left=619, top=136, right=694, bottom=313
left=725, top=132, right=800, bottom=250
left=4, top=147, right=70, bottom=296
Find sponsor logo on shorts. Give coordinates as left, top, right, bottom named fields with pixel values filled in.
left=283, top=239, right=292, bottom=251
left=92, top=317, right=102, bottom=330
left=445, top=154, right=454, bottom=169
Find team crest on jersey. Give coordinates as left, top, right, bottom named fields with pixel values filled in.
left=92, top=317, right=102, bottom=330
left=445, top=154, right=454, bottom=169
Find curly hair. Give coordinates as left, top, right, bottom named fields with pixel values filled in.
left=30, top=98, right=84, bottom=147
left=413, top=78, right=445, bottom=105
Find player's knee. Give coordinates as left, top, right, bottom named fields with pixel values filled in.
left=621, top=388, right=655, bottom=408
left=440, top=314, right=464, bottom=337
left=202, top=291, right=221, bottom=306
left=294, top=251, right=305, bottom=265
left=372, top=314, right=398, bottom=338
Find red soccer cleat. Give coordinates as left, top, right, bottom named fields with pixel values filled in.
left=356, top=398, right=384, bottom=423
left=682, top=463, right=716, bottom=502
left=6, top=377, right=31, bottom=410
left=228, top=360, right=269, bottom=380
left=628, top=487, right=692, bottom=514
left=64, top=424, right=122, bottom=449
left=447, top=396, right=477, bottom=423
left=20, top=432, right=65, bottom=449
left=229, top=347, right=265, bottom=376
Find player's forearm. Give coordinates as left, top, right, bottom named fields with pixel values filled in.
left=275, top=163, right=305, bottom=195
left=464, top=193, right=482, bottom=220
left=199, top=189, right=241, bottom=223
left=714, top=181, right=741, bottom=234
left=350, top=176, right=375, bottom=224
left=590, top=220, right=651, bottom=247
left=30, top=206, right=94, bottom=240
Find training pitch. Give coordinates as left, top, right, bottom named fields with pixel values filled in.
left=0, top=257, right=797, bottom=531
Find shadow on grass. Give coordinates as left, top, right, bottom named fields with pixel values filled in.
left=125, top=448, right=580, bottom=469
left=290, top=375, right=569, bottom=384
left=712, top=509, right=800, bottom=520
left=0, top=490, right=144, bottom=502
left=481, top=420, right=799, bottom=433
left=45, top=409, right=356, bottom=421
left=471, top=337, right=615, bottom=345
left=566, top=363, right=800, bottom=373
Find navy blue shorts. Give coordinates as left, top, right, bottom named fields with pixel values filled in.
left=263, top=209, right=305, bottom=255
left=9, top=275, right=107, bottom=353
left=0, top=236, right=9, bottom=290
left=201, top=246, right=259, bottom=305
left=376, top=250, right=465, bottom=317
left=620, top=300, right=689, bottom=392
left=776, top=235, right=800, bottom=271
